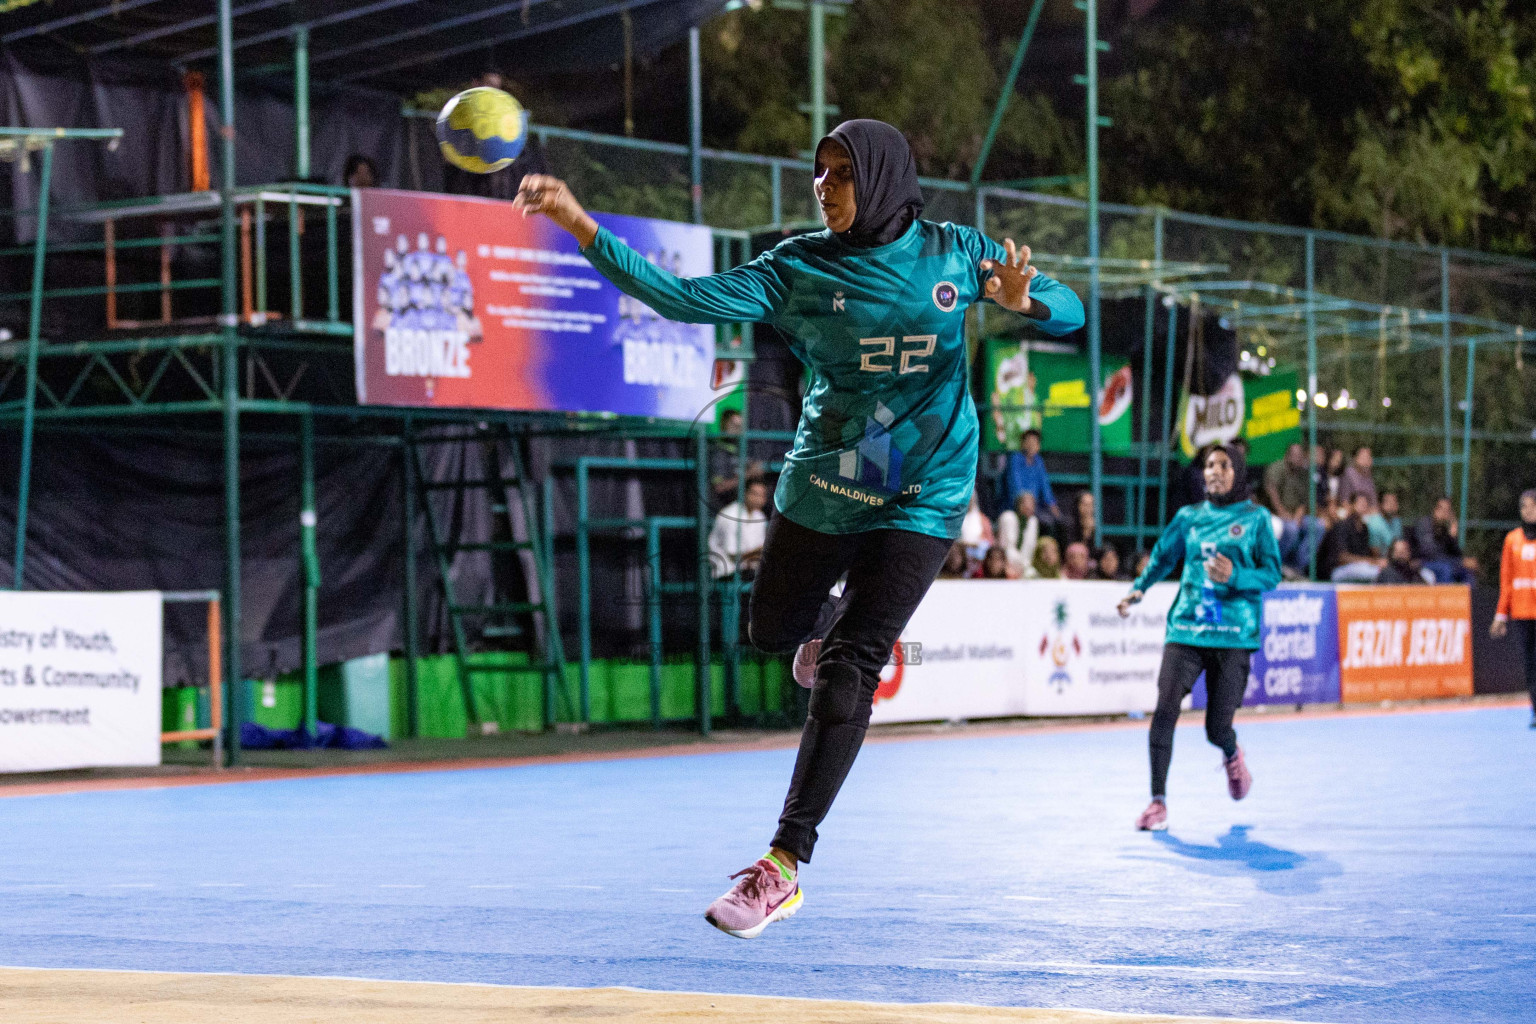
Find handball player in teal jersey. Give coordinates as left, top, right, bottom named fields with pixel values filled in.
left=515, top=119, right=1084, bottom=937
left=1118, top=443, right=1282, bottom=832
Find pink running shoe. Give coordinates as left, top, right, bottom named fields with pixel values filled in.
left=704, top=856, right=803, bottom=939
left=793, top=639, right=822, bottom=688
left=1135, top=799, right=1168, bottom=831
left=1225, top=747, right=1252, bottom=800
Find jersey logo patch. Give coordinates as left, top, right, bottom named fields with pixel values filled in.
left=833, top=291, right=846, bottom=313
left=932, top=281, right=958, bottom=313
left=1523, top=543, right=1535, bottom=561
left=1229, top=523, right=1245, bottom=538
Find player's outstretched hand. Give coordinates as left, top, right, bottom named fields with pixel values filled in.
left=1118, top=590, right=1143, bottom=618
left=513, top=174, right=599, bottom=248
left=980, top=238, right=1039, bottom=316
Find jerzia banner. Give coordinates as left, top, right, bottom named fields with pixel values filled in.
left=352, top=189, right=717, bottom=420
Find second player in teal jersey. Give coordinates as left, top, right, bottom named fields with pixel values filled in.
left=515, top=119, right=1084, bottom=939
left=1118, top=443, right=1282, bottom=832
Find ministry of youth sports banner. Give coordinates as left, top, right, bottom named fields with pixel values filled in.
left=0, top=591, right=163, bottom=773
left=352, top=188, right=717, bottom=420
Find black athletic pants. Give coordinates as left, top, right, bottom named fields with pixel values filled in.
left=1513, top=619, right=1536, bottom=713
left=1149, top=642, right=1251, bottom=799
left=748, top=513, right=952, bottom=863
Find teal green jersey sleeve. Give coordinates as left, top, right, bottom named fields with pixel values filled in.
left=963, top=230, right=1086, bottom=336
left=1133, top=500, right=1281, bottom=649
left=582, top=225, right=789, bottom=324
left=580, top=219, right=1085, bottom=540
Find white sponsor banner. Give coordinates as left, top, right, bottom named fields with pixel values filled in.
left=870, top=579, right=1177, bottom=724
left=0, top=591, right=163, bottom=773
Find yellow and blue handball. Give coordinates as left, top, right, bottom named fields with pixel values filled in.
left=435, top=87, right=528, bottom=174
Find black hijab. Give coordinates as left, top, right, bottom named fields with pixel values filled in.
left=1206, top=443, right=1249, bottom=507
left=820, top=119, right=924, bottom=248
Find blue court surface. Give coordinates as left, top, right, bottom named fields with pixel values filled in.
left=0, top=704, right=1532, bottom=1023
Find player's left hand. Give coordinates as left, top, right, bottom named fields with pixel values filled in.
left=1205, top=553, right=1234, bottom=584
left=981, top=238, right=1039, bottom=316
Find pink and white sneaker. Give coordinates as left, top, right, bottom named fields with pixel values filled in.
left=793, top=639, right=822, bottom=688
left=1225, top=747, right=1252, bottom=800
left=704, top=856, right=803, bottom=939
left=1136, top=799, right=1168, bottom=831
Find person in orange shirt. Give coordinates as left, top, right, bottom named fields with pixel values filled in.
left=1490, top=489, right=1536, bottom=727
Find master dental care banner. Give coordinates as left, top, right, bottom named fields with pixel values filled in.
left=869, top=580, right=1177, bottom=724
left=0, top=591, right=163, bottom=773
left=1191, top=584, right=1340, bottom=709
left=352, top=188, right=716, bottom=419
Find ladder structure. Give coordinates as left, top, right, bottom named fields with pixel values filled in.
left=407, top=422, right=567, bottom=734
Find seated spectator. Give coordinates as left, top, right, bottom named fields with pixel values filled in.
left=709, top=409, right=765, bottom=509
left=1323, top=448, right=1347, bottom=508
left=996, top=491, right=1041, bottom=577
left=1322, top=493, right=1383, bottom=582
left=1413, top=496, right=1478, bottom=583
left=1377, top=538, right=1432, bottom=584
left=972, top=545, right=1013, bottom=580
left=1032, top=536, right=1063, bottom=579
left=708, top=480, right=769, bottom=579
left=938, top=541, right=972, bottom=579
left=1132, top=550, right=1151, bottom=579
left=1002, top=428, right=1061, bottom=527
left=960, top=492, right=995, bottom=560
left=1062, top=541, right=1092, bottom=580
left=1264, top=441, right=1329, bottom=574
left=343, top=154, right=379, bottom=188
left=1365, top=490, right=1403, bottom=556
left=1058, top=490, right=1099, bottom=551
left=1338, top=445, right=1378, bottom=510
left=1090, top=544, right=1126, bottom=581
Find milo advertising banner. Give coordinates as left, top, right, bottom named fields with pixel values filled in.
left=985, top=341, right=1133, bottom=454
left=1178, top=366, right=1301, bottom=465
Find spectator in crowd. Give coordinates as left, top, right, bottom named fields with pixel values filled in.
left=1413, top=496, right=1478, bottom=583
left=1366, top=490, right=1403, bottom=556
left=1322, top=448, right=1347, bottom=508
left=1091, top=544, right=1126, bottom=581
left=1033, top=536, right=1063, bottom=579
left=708, top=479, right=769, bottom=579
left=1264, top=441, right=1328, bottom=573
left=1002, top=428, right=1061, bottom=527
left=1132, top=550, right=1151, bottom=579
left=709, top=409, right=765, bottom=509
left=996, top=491, right=1041, bottom=578
left=1338, top=446, right=1378, bottom=510
left=1490, top=489, right=1536, bottom=727
left=343, top=154, right=379, bottom=188
left=973, top=545, right=1013, bottom=580
left=1321, top=493, right=1383, bottom=581
left=1376, top=538, right=1431, bottom=584
left=1059, top=490, right=1099, bottom=551
left=960, top=492, right=995, bottom=560
left=938, top=541, right=972, bottom=579
left=1063, top=541, right=1092, bottom=580
left=442, top=73, right=550, bottom=200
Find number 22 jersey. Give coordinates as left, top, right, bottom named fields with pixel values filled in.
left=582, top=219, right=1084, bottom=539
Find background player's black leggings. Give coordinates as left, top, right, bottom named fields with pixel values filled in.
left=1149, top=642, right=1252, bottom=799
left=748, top=513, right=952, bottom=863
left=1513, top=619, right=1536, bottom=713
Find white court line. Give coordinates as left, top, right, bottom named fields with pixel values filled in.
left=1498, top=913, right=1536, bottom=918
left=926, top=958, right=1375, bottom=985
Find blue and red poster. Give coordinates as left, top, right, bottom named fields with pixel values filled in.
left=352, top=188, right=716, bottom=419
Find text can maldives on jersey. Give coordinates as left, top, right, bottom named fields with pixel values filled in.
left=584, top=219, right=1083, bottom=539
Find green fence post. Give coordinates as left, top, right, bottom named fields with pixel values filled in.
left=1460, top=338, right=1476, bottom=533
left=288, top=190, right=301, bottom=321
left=771, top=160, right=782, bottom=226
left=647, top=518, right=662, bottom=730
left=293, top=25, right=310, bottom=180
left=1305, top=232, right=1318, bottom=579
left=688, top=25, right=703, bottom=224
left=402, top=418, right=419, bottom=737
left=217, top=0, right=244, bottom=765
left=1157, top=297, right=1176, bottom=529
left=325, top=198, right=339, bottom=324
left=695, top=427, right=712, bottom=736
left=971, top=0, right=1046, bottom=186
left=1136, top=284, right=1154, bottom=545
left=13, top=142, right=54, bottom=590
left=300, top=409, right=319, bottom=736
left=576, top=460, right=591, bottom=724
left=1084, top=0, right=1104, bottom=535
left=1440, top=249, right=1453, bottom=498
left=809, top=0, right=827, bottom=148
